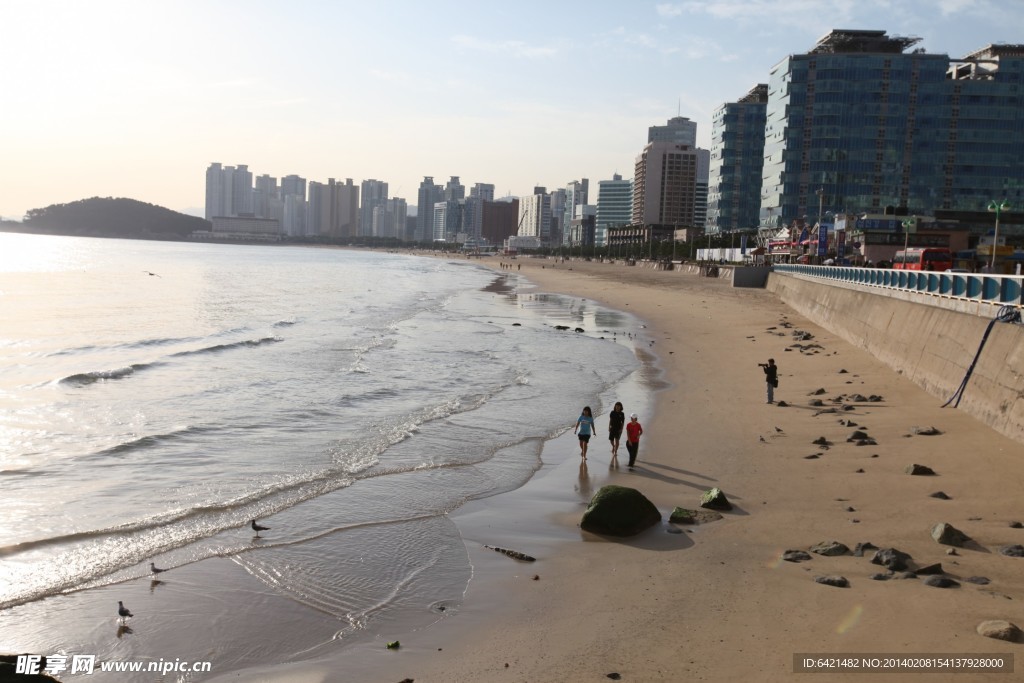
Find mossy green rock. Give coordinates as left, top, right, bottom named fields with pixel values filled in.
left=670, top=507, right=697, bottom=524
left=700, top=487, right=733, bottom=511
left=581, top=485, right=661, bottom=536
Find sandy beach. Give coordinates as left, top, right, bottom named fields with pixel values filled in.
left=270, top=254, right=1022, bottom=683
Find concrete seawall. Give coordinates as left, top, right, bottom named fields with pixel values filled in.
left=767, top=272, right=1024, bottom=445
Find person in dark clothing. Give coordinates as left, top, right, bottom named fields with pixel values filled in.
left=761, top=358, right=778, bottom=403
left=608, top=401, right=625, bottom=458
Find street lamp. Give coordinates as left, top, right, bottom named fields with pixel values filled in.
left=901, top=216, right=916, bottom=267
left=987, top=200, right=1010, bottom=273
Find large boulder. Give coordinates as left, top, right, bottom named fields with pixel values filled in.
left=581, top=485, right=661, bottom=537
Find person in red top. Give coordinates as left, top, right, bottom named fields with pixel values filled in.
left=625, top=413, right=643, bottom=469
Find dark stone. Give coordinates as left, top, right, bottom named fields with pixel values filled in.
left=870, top=573, right=891, bottom=581
left=964, top=576, right=991, bottom=585
left=782, top=550, right=812, bottom=563
left=810, top=540, right=850, bottom=556
left=906, top=464, right=936, bottom=476
left=897, top=571, right=918, bottom=580
left=998, top=545, right=1024, bottom=558
left=868, top=395, right=884, bottom=402
left=848, top=430, right=869, bottom=440
left=855, top=438, right=877, bottom=446
left=912, top=426, right=943, bottom=435
left=574, top=327, right=585, bottom=333
left=976, top=620, right=1024, bottom=643
left=812, top=436, right=831, bottom=446
left=554, top=325, right=570, bottom=330
left=581, top=485, right=662, bottom=537
left=1010, top=521, right=1023, bottom=529
left=776, top=400, right=788, bottom=407
left=842, top=405, right=856, bottom=411
left=916, top=563, right=944, bottom=575
left=839, top=369, right=848, bottom=374
left=853, top=542, right=878, bottom=557
left=607, top=675, right=622, bottom=681
left=700, top=487, right=733, bottom=511
left=669, top=507, right=723, bottom=525
left=931, top=522, right=971, bottom=547
left=814, top=575, right=849, bottom=588
left=849, top=394, right=868, bottom=402
left=804, top=453, right=820, bottom=459
left=872, top=547, right=913, bottom=571
left=809, top=399, right=824, bottom=407
left=929, top=491, right=951, bottom=500
left=811, top=388, right=827, bottom=395
left=923, top=575, right=960, bottom=588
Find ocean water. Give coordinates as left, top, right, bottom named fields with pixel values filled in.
left=0, top=233, right=644, bottom=678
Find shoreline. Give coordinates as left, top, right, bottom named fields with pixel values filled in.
left=324, top=255, right=1024, bottom=682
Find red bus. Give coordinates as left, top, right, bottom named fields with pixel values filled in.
left=893, top=247, right=953, bottom=271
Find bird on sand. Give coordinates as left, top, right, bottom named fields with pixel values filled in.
left=150, top=562, right=167, bottom=574
left=143, top=271, right=161, bottom=277
left=251, top=519, right=270, bottom=537
left=118, top=601, right=133, bottom=623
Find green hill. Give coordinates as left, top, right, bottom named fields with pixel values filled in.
left=8, top=197, right=211, bottom=239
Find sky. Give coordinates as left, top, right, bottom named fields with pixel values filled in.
left=2, top=0, right=1022, bottom=220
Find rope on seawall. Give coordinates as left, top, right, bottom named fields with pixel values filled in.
left=942, top=305, right=1023, bottom=409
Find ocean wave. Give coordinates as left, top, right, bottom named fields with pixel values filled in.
left=58, top=362, right=158, bottom=385
left=169, top=336, right=282, bottom=357
left=81, top=425, right=216, bottom=460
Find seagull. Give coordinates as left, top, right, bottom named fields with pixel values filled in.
left=251, top=519, right=270, bottom=537
left=150, top=562, right=167, bottom=574
left=118, top=601, right=133, bottom=623
left=143, top=271, right=161, bottom=277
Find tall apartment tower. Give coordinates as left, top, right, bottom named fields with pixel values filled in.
left=706, top=84, right=768, bottom=234
left=632, top=142, right=700, bottom=229
left=562, top=179, right=589, bottom=246
left=464, top=183, right=495, bottom=239
left=359, top=179, right=389, bottom=237
left=694, top=148, right=711, bottom=231
left=760, top=30, right=1024, bottom=225
left=308, top=178, right=358, bottom=239
left=518, top=188, right=552, bottom=242
left=205, top=163, right=253, bottom=219
left=596, top=174, right=633, bottom=247
left=648, top=116, right=697, bottom=146
left=280, top=175, right=307, bottom=237
left=416, top=177, right=443, bottom=242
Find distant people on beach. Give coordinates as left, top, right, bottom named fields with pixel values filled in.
left=760, top=358, right=778, bottom=404
left=625, top=413, right=643, bottom=468
left=574, top=406, right=596, bottom=460
left=608, top=401, right=625, bottom=458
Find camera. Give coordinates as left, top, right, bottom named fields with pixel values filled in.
left=758, top=363, right=767, bottom=367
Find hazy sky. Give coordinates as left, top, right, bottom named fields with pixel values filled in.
left=2, top=0, right=1021, bottom=220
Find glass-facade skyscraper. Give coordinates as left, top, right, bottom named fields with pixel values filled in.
left=760, top=30, right=1024, bottom=226
left=706, top=84, right=767, bottom=234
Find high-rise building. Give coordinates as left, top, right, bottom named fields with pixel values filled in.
left=760, top=30, right=1024, bottom=226
left=648, top=116, right=697, bottom=146
left=372, top=197, right=407, bottom=240
left=463, top=183, right=495, bottom=240
left=280, top=174, right=307, bottom=237
left=518, top=188, right=552, bottom=242
left=561, top=180, right=589, bottom=246
left=633, top=142, right=700, bottom=229
left=481, top=197, right=519, bottom=245
left=308, top=178, right=358, bottom=239
left=205, top=163, right=253, bottom=219
left=694, top=148, right=711, bottom=231
left=360, top=179, right=389, bottom=237
left=596, top=174, right=633, bottom=247
left=706, top=84, right=768, bottom=234
left=416, top=177, right=442, bottom=242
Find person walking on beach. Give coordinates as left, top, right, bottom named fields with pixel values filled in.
left=608, top=401, right=625, bottom=458
left=625, top=413, right=643, bottom=468
left=574, top=406, right=596, bottom=460
left=760, top=358, right=778, bottom=404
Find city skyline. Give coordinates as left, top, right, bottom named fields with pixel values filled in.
left=3, top=0, right=1022, bottom=221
